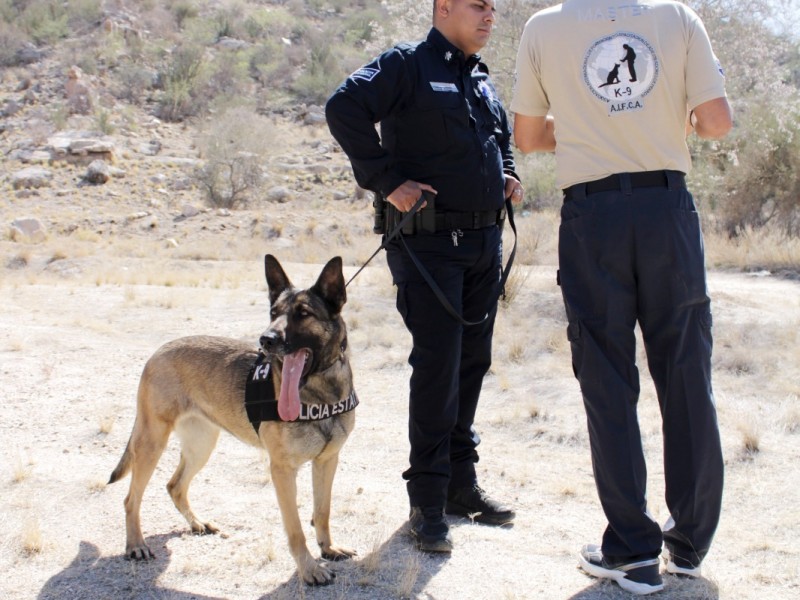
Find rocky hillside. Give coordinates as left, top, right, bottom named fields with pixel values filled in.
left=0, top=1, right=389, bottom=277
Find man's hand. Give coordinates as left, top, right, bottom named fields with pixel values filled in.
left=387, top=180, right=437, bottom=212
left=504, top=176, right=524, bottom=204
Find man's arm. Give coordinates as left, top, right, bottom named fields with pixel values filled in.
left=325, top=50, right=409, bottom=196
left=513, top=114, right=555, bottom=153
left=690, top=97, right=733, bottom=139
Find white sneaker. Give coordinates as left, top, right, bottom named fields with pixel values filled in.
left=578, top=544, right=665, bottom=595
left=664, top=551, right=702, bottom=578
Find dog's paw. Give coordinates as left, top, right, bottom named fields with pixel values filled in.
left=321, top=545, right=357, bottom=562
left=190, top=521, right=220, bottom=536
left=125, top=545, right=155, bottom=561
left=302, top=564, right=337, bottom=586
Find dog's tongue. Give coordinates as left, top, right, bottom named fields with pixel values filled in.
left=278, top=350, right=306, bottom=421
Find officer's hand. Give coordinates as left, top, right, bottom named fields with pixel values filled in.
left=504, top=176, right=524, bottom=204
left=387, top=181, right=437, bottom=212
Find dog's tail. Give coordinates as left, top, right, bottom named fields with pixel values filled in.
left=108, top=440, right=132, bottom=484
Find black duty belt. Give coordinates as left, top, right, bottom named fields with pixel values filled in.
left=434, top=208, right=505, bottom=231
left=563, top=170, right=685, bottom=201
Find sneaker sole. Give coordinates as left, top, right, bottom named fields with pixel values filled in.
left=445, top=502, right=516, bottom=526
left=666, top=560, right=701, bottom=578
left=410, top=532, right=453, bottom=553
left=578, top=554, right=664, bottom=596
left=414, top=538, right=453, bottom=553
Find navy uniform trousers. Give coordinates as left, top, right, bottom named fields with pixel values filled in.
left=386, top=225, right=502, bottom=509
left=558, top=171, right=724, bottom=567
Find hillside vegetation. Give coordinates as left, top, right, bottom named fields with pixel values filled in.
left=1, top=0, right=799, bottom=272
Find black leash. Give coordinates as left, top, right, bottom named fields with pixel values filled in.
left=346, top=192, right=518, bottom=327
left=344, top=193, right=428, bottom=288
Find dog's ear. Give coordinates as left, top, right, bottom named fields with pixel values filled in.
left=312, top=256, right=346, bottom=314
left=264, top=254, right=292, bottom=306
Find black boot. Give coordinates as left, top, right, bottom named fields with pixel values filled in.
left=446, top=484, right=516, bottom=525
left=408, top=506, right=453, bottom=553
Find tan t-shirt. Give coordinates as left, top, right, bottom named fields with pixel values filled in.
left=511, top=0, right=727, bottom=189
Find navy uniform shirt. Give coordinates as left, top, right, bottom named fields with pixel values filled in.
left=326, top=27, right=517, bottom=213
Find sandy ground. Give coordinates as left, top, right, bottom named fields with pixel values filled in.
left=1, top=249, right=798, bottom=600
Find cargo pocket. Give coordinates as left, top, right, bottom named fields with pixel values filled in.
left=566, top=319, right=583, bottom=379
left=699, top=305, right=714, bottom=355
left=396, top=282, right=410, bottom=325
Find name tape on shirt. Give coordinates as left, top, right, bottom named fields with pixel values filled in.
left=430, top=81, right=458, bottom=93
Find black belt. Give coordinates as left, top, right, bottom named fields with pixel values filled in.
left=564, top=170, right=685, bottom=201
left=434, top=208, right=505, bottom=231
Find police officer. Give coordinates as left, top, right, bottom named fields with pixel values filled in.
left=326, top=0, right=523, bottom=553
left=511, top=0, right=732, bottom=594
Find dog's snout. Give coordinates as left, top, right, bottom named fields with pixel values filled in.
left=260, top=330, right=282, bottom=353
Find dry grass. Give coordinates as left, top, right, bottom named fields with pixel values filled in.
left=705, top=224, right=800, bottom=274
left=1, top=96, right=799, bottom=600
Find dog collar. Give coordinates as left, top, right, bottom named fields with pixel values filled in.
left=244, top=355, right=358, bottom=431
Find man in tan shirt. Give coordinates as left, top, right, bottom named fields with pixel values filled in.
left=511, top=0, right=732, bottom=595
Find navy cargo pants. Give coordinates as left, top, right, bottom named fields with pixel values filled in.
left=386, top=225, right=502, bottom=509
left=558, top=171, right=724, bottom=567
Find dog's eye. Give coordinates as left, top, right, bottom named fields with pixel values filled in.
left=296, top=308, right=311, bottom=319
left=270, top=308, right=278, bottom=319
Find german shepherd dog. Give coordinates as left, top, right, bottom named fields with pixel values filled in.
left=108, top=255, right=356, bottom=585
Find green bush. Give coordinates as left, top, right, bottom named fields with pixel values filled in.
left=0, top=21, right=30, bottom=66
left=19, top=0, right=69, bottom=45
left=290, top=28, right=342, bottom=104
left=156, top=43, right=206, bottom=121
left=689, top=1, right=800, bottom=237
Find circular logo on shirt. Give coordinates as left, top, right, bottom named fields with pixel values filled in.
left=583, top=32, right=659, bottom=114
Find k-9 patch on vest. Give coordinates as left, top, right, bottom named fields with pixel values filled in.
left=244, top=354, right=358, bottom=431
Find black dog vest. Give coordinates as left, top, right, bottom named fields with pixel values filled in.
left=244, top=354, right=358, bottom=432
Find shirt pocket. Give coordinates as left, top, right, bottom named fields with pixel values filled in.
left=397, top=85, right=465, bottom=156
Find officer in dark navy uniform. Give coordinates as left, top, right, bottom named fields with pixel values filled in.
left=326, top=0, right=523, bottom=553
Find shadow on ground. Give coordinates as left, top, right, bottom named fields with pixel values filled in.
left=568, top=572, right=720, bottom=599
left=37, top=534, right=222, bottom=600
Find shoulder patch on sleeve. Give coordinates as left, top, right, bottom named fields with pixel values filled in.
left=350, top=67, right=380, bottom=82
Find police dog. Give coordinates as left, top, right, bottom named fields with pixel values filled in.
left=108, top=255, right=357, bottom=585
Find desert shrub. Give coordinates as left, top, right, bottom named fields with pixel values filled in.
left=248, top=40, right=283, bottom=85
left=0, top=21, right=30, bottom=66
left=95, top=108, right=114, bottom=135
left=114, top=62, right=155, bottom=104
left=156, top=43, right=207, bottom=121
left=716, top=84, right=800, bottom=235
left=194, top=105, right=273, bottom=209
left=205, top=51, right=251, bottom=105
left=688, top=0, right=800, bottom=236
left=257, top=6, right=298, bottom=41
left=291, top=27, right=344, bottom=104
left=342, top=7, right=385, bottom=47
left=65, top=0, right=102, bottom=34
left=514, top=152, right=561, bottom=212
left=17, top=0, right=69, bottom=45
left=171, top=1, right=198, bottom=30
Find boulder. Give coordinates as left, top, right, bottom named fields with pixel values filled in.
left=84, top=160, right=110, bottom=184
left=12, top=167, right=52, bottom=189
left=65, top=66, right=94, bottom=115
left=9, top=217, right=47, bottom=243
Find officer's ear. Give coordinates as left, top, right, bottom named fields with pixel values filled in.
left=433, top=0, right=450, bottom=22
